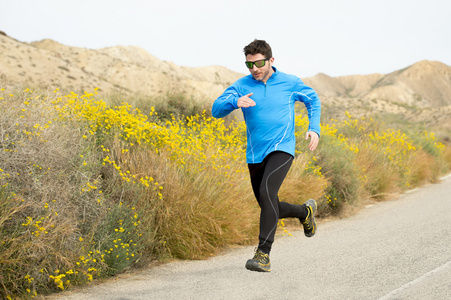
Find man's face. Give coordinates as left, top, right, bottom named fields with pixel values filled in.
left=245, top=53, right=274, bottom=83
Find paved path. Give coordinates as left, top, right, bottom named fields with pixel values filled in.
left=50, top=175, right=451, bottom=300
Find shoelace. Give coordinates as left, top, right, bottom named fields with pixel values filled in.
left=254, top=250, right=269, bottom=263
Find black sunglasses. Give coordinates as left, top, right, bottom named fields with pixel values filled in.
left=245, top=59, right=269, bottom=69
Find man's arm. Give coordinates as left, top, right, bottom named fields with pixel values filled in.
left=295, top=79, right=321, bottom=151
left=212, top=85, right=242, bottom=118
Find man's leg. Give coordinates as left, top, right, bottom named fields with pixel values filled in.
left=246, top=152, right=316, bottom=271
left=248, top=151, right=299, bottom=254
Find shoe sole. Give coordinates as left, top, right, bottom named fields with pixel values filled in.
left=245, top=259, right=271, bottom=272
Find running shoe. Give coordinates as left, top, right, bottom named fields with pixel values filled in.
left=300, top=199, right=317, bottom=237
left=245, top=248, right=271, bottom=272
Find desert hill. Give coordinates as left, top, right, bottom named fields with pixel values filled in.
left=303, top=60, right=451, bottom=108
left=1, top=32, right=450, bottom=134
left=365, top=60, right=451, bottom=107
left=2, top=33, right=451, bottom=106
left=0, top=34, right=243, bottom=100
left=302, top=61, right=451, bottom=136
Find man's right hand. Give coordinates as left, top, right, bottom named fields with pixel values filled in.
left=237, top=93, right=256, bottom=108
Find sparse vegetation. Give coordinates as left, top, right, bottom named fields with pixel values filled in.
left=1, top=85, right=450, bottom=299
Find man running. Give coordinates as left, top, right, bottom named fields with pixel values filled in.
left=212, top=39, right=321, bottom=272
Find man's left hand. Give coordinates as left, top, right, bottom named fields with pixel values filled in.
left=305, top=131, right=319, bottom=151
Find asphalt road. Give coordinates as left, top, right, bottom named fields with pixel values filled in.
left=50, top=175, right=451, bottom=300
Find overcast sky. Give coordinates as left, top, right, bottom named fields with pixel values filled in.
left=1, top=0, right=450, bottom=78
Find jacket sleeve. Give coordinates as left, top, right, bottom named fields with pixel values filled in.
left=295, top=79, right=321, bottom=136
left=212, top=84, right=241, bottom=118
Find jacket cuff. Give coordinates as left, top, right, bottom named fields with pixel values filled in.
left=232, top=97, right=239, bottom=109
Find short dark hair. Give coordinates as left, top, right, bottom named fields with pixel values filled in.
left=243, top=39, right=272, bottom=59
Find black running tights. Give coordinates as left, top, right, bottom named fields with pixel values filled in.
left=248, top=151, right=307, bottom=254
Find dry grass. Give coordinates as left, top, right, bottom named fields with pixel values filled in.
left=356, top=146, right=401, bottom=200
left=109, top=140, right=259, bottom=260
left=0, top=87, right=106, bottom=298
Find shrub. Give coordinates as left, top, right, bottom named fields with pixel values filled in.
left=315, top=133, right=362, bottom=210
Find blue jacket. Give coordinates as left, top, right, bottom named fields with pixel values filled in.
left=212, top=67, right=321, bottom=164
